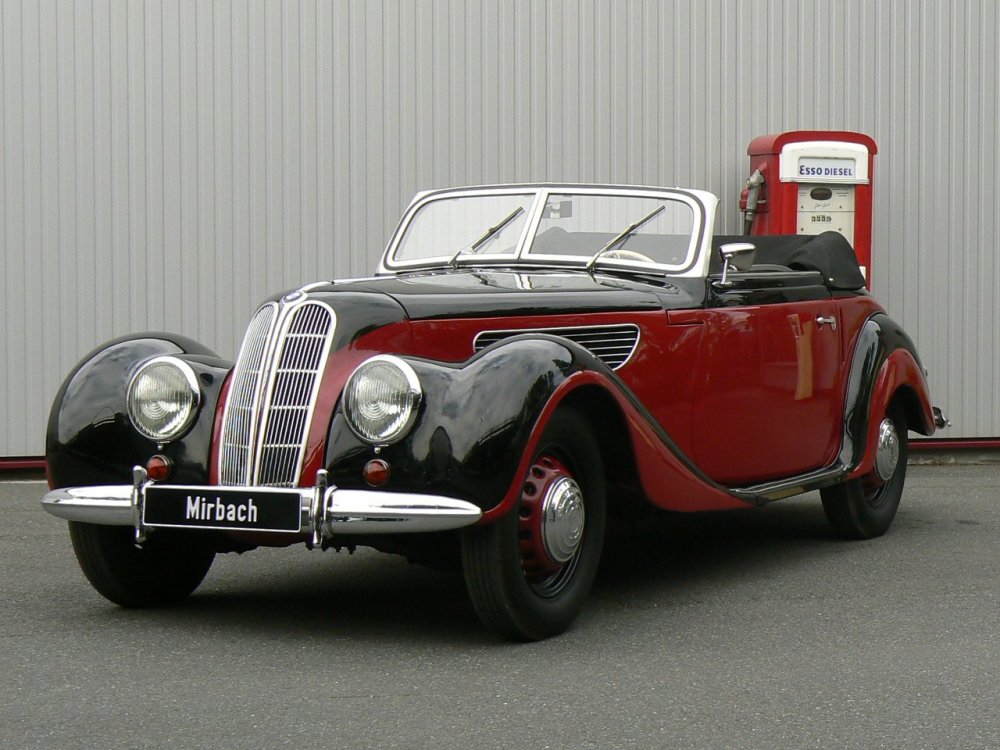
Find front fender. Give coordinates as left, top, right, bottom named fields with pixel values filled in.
left=325, top=336, right=582, bottom=512
left=46, top=333, right=232, bottom=489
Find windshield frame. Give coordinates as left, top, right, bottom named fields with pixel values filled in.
left=379, top=184, right=715, bottom=277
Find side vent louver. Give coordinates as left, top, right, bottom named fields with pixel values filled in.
left=473, top=324, right=640, bottom=370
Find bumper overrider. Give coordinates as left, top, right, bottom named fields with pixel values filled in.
left=41, top=467, right=483, bottom=546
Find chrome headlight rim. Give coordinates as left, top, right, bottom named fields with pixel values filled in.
left=126, top=355, right=202, bottom=443
left=343, top=354, right=423, bottom=446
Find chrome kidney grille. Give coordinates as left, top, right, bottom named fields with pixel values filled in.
left=473, top=324, right=640, bottom=370
left=219, top=298, right=336, bottom=487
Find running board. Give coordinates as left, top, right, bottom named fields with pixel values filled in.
left=730, top=464, right=848, bottom=505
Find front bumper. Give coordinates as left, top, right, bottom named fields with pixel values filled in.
left=41, top=468, right=482, bottom=543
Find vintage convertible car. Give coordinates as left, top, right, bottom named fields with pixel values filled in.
left=42, top=184, right=944, bottom=640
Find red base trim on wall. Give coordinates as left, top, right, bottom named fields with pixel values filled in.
left=0, top=457, right=46, bottom=471
left=911, top=438, right=1000, bottom=451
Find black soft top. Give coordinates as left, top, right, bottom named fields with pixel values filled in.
left=710, top=231, right=866, bottom=291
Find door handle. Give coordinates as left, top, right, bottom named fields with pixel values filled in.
left=816, top=315, right=837, bottom=331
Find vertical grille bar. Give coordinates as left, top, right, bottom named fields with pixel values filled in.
left=219, top=304, right=278, bottom=485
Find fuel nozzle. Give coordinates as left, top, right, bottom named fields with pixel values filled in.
left=741, top=168, right=766, bottom=234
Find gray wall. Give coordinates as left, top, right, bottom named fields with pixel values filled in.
left=2, top=0, right=997, bottom=456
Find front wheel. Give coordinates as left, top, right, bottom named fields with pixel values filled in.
left=821, top=404, right=908, bottom=539
left=69, top=521, right=216, bottom=607
left=461, top=409, right=606, bottom=641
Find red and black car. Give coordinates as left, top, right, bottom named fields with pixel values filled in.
left=42, top=184, right=944, bottom=640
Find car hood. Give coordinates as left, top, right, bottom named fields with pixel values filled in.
left=301, top=269, right=705, bottom=320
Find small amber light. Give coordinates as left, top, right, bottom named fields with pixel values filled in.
left=146, top=454, right=173, bottom=482
left=363, top=459, right=390, bottom=487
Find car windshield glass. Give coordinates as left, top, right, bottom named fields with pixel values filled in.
left=395, top=194, right=534, bottom=263
left=528, top=194, right=695, bottom=268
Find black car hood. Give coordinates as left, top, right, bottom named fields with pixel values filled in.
left=302, top=269, right=705, bottom=320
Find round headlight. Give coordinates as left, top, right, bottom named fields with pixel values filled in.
left=343, top=355, right=422, bottom=445
left=127, top=356, right=201, bottom=442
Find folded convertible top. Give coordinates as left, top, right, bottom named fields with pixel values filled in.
left=711, top=231, right=867, bottom=291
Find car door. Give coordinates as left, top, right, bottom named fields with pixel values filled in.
left=670, top=270, right=845, bottom=486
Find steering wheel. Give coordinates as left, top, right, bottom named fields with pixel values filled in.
left=603, top=248, right=655, bottom=264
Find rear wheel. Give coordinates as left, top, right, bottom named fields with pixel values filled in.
left=822, top=404, right=908, bottom=539
left=462, top=410, right=606, bottom=641
left=69, top=521, right=215, bottom=607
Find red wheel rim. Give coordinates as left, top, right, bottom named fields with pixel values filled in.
left=517, top=454, right=585, bottom=590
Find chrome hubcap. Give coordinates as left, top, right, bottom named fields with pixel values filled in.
left=874, top=418, right=899, bottom=481
left=540, top=477, right=586, bottom=563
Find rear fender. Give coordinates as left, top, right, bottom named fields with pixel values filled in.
left=842, top=315, right=935, bottom=480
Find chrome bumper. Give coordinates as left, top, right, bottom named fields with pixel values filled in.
left=41, top=469, right=482, bottom=542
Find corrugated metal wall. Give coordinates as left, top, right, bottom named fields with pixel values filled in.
left=1, top=0, right=997, bottom=455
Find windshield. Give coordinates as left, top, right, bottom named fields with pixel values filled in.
left=394, top=193, right=534, bottom=264
left=386, top=187, right=704, bottom=273
left=530, top=194, right=695, bottom=267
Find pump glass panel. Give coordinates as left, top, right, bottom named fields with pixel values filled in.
left=797, top=185, right=856, bottom=245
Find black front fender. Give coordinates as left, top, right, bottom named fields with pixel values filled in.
left=325, top=336, right=608, bottom=512
left=46, top=333, right=232, bottom=488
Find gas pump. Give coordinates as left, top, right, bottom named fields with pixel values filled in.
left=740, top=131, right=877, bottom=287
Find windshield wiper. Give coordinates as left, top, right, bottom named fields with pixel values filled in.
left=585, top=203, right=666, bottom=273
left=449, top=207, right=525, bottom=268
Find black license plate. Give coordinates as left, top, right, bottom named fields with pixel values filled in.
left=143, top=485, right=303, bottom=533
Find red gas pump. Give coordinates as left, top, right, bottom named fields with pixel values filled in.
left=740, top=131, right=877, bottom=288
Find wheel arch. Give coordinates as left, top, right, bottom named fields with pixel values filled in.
left=843, top=316, right=936, bottom=479
left=889, top=382, right=929, bottom=435
left=480, top=368, right=750, bottom=521
left=557, top=384, right=639, bottom=500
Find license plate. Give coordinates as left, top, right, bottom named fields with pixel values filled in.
left=143, top=485, right=304, bottom=533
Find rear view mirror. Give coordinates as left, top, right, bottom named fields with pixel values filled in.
left=718, top=242, right=757, bottom=286
left=542, top=200, right=573, bottom=219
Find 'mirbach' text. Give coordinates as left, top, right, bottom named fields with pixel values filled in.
left=185, top=495, right=259, bottom=524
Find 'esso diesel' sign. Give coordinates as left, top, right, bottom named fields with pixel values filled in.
left=777, top=141, right=870, bottom=184
left=798, top=158, right=856, bottom=179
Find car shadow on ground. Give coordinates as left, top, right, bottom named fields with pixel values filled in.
left=596, top=494, right=837, bottom=594
left=80, top=494, right=850, bottom=643
left=151, top=548, right=485, bottom=645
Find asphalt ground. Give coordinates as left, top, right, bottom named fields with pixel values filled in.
left=2, top=465, right=998, bottom=749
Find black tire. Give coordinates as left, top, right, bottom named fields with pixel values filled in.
left=461, top=409, right=606, bottom=641
left=821, top=404, right=908, bottom=540
left=69, top=521, right=215, bottom=607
